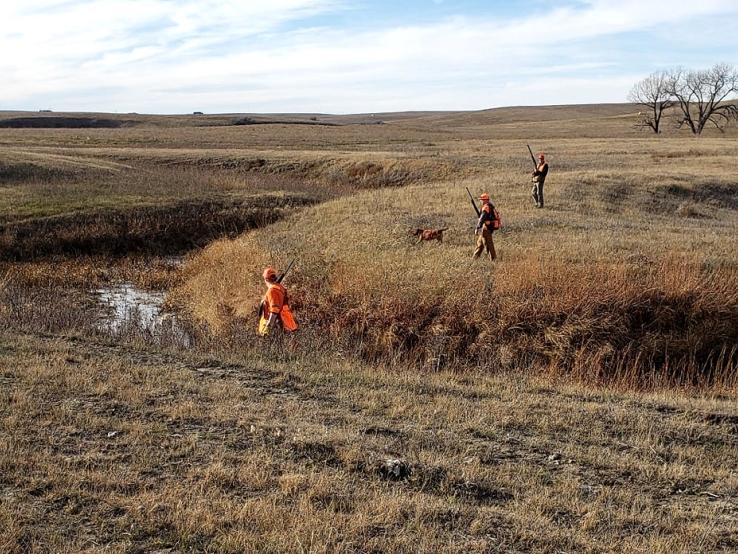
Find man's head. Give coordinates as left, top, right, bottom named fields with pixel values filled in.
left=263, top=267, right=277, bottom=284
left=479, top=192, right=490, bottom=203
left=538, top=153, right=545, bottom=162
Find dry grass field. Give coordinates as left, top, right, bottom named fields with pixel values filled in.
left=2, top=332, right=737, bottom=553
left=1, top=104, right=737, bottom=552
left=175, top=136, right=738, bottom=388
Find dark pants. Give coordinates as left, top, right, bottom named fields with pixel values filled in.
left=532, top=178, right=545, bottom=207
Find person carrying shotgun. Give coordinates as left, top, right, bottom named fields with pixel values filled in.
left=467, top=189, right=499, bottom=262
left=258, top=264, right=298, bottom=336
left=528, top=146, right=549, bottom=208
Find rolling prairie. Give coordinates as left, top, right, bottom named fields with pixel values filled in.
left=1, top=104, right=737, bottom=552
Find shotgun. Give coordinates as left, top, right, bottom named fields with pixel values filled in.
left=526, top=144, right=538, bottom=170
left=276, top=259, right=295, bottom=284
left=465, top=187, right=480, bottom=218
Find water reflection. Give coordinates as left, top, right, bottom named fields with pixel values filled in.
left=95, top=283, right=191, bottom=346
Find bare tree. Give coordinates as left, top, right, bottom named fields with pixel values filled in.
left=667, top=63, right=738, bottom=135
left=628, top=71, right=673, bottom=134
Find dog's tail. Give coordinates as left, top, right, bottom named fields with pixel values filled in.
left=438, top=228, right=449, bottom=232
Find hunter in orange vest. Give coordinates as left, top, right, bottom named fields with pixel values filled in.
left=472, top=192, right=499, bottom=262
left=531, top=153, right=549, bottom=208
left=258, top=266, right=298, bottom=336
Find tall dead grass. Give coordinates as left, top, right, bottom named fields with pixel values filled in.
left=237, top=255, right=737, bottom=388
left=174, top=164, right=738, bottom=389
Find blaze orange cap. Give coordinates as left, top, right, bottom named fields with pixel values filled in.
left=479, top=192, right=490, bottom=202
left=263, top=267, right=277, bottom=281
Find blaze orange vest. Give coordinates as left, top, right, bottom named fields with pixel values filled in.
left=259, top=283, right=298, bottom=334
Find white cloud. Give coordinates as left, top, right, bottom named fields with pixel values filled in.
left=2, top=0, right=737, bottom=112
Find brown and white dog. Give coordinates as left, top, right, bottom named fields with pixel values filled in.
left=411, top=228, right=448, bottom=243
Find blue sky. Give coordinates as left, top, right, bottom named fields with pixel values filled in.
left=2, top=0, right=737, bottom=114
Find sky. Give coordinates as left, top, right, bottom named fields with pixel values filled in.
left=2, top=0, right=738, bottom=114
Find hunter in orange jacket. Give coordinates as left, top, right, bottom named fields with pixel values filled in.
left=259, top=267, right=298, bottom=336
left=531, top=153, right=549, bottom=208
left=472, top=193, right=497, bottom=262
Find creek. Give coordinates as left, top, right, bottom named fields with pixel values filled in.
left=95, top=282, right=192, bottom=347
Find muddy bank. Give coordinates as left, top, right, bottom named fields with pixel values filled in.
left=0, top=194, right=315, bottom=261
left=111, top=154, right=460, bottom=190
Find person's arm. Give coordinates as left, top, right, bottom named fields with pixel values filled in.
left=476, top=206, right=491, bottom=233
left=475, top=211, right=486, bottom=233
left=265, top=312, right=279, bottom=328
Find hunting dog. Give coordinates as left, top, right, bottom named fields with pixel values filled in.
left=411, top=227, right=448, bottom=244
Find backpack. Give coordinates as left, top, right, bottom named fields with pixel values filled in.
left=492, top=206, right=502, bottom=230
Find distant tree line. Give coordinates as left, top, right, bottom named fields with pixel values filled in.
left=628, top=63, right=738, bottom=135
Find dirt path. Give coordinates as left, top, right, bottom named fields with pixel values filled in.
left=1, top=149, right=135, bottom=172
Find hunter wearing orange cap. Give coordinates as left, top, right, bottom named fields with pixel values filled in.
left=258, top=266, right=298, bottom=336
left=531, top=153, right=549, bottom=208
left=473, top=192, right=499, bottom=262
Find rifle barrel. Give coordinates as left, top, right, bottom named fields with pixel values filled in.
left=465, top=187, right=480, bottom=217
left=277, top=259, right=295, bottom=283
left=527, top=144, right=537, bottom=169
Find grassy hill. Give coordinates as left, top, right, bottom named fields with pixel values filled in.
left=173, top=136, right=738, bottom=388
left=1, top=103, right=737, bottom=552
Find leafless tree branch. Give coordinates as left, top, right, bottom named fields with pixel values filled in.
left=628, top=70, right=673, bottom=134
left=666, top=63, right=738, bottom=135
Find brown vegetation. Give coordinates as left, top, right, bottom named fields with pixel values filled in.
left=0, top=117, right=129, bottom=129
left=1, top=332, right=736, bottom=552
left=0, top=104, right=737, bottom=551
left=174, top=138, right=738, bottom=389
left=0, top=196, right=311, bottom=260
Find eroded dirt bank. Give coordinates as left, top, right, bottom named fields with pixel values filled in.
left=0, top=194, right=314, bottom=260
